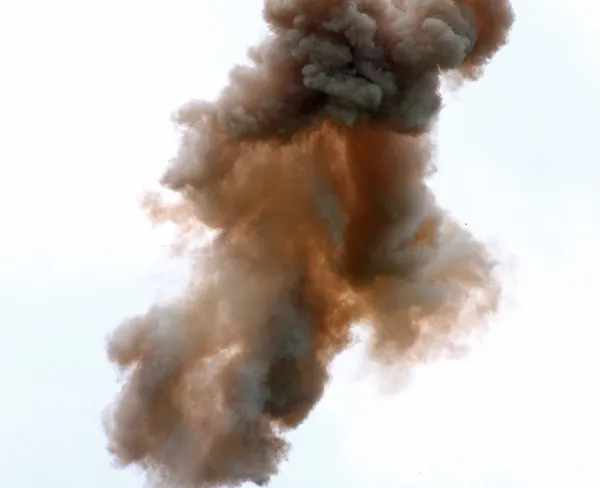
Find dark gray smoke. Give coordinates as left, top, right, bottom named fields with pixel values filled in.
left=104, top=0, right=514, bottom=486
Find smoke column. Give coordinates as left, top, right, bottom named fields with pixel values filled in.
left=105, top=0, right=514, bottom=486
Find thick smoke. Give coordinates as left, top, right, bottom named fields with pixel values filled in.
left=105, top=0, right=514, bottom=486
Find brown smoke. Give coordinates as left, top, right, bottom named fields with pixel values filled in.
left=104, top=0, right=514, bottom=486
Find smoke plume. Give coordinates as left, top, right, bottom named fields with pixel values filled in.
left=105, top=0, right=514, bottom=486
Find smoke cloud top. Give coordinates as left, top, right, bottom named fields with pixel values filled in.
left=104, top=0, right=514, bottom=486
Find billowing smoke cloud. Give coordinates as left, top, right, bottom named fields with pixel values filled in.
left=104, top=0, right=514, bottom=486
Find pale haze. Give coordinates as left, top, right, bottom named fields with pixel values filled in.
left=1, top=0, right=599, bottom=487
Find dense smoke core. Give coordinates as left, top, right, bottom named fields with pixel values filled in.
left=105, top=0, right=514, bottom=486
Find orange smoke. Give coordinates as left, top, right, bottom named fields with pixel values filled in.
left=104, top=0, right=514, bottom=486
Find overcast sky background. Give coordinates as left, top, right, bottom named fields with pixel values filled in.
left=1, top=0, right=599, bottom=486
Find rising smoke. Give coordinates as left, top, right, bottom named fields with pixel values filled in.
left=104, top=0, right=514, bottom=486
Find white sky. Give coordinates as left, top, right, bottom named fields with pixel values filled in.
left=1, top=0, right=599, bottom=487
